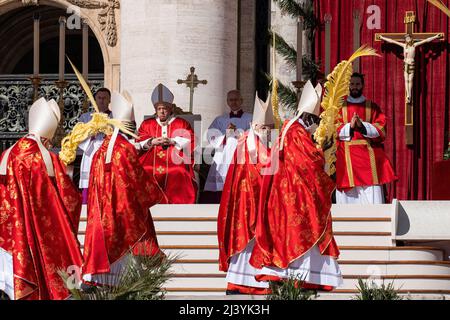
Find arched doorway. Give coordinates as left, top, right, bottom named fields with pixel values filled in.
left=0, top=4, right=105, bottom=147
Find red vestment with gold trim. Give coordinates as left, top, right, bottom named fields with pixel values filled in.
left=0, top=137, right=82, bottom=300
left=335, top=100, right=397, bottom=190
left=250, top=121, right=340, bottom=275
left=82, top=134, right=164, bottom=277
left=218, top=132, right=271, bottom=271
left=137, top=117, right=197, bottom=204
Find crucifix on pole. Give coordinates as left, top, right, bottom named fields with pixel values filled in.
left=375, top=11, right=444, bottom=145
left=177, top=66, right=207, bottom=114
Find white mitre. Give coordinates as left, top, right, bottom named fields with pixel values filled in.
left=28, top=97, right=61, bottom=139
left=151, top=83, right=174, bottom=106
left=252, top=92, right=275, bottom=126
left=111, top=91, right=134, bottom=122
left=297, top=80, right=322, bottom=116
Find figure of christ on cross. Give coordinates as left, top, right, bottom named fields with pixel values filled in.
left=379, top=32, right=443, bottom=104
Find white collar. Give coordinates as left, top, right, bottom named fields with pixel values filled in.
left=347, top=95, right=366, bottom=104
left=156, top=115, right=176, bottom=127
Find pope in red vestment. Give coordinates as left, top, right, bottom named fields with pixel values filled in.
left=137, top=83, right=197, bottom=204
left=81, top=92, right=165, bottom=283
left=250, top=81, right=343, bottom=290
left=218, top=92, right=274, bottom=294
left=0, top=98, right=83, bottom=300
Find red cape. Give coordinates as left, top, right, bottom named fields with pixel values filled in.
left=0, top=137, right=82, bottom=300
left=82, top=134, right=165, bottom=276
left=250, top=121, right=340, bottom=269
left=217, top=132, right=271, bottom=272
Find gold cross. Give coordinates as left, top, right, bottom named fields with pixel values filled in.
left=375, top=11, right=444, bottom=145
left=177, top=66, right=207, bottom=114
left=157, top=151, right=165, bottom=159
left=156, top=166, right=165, bottom=174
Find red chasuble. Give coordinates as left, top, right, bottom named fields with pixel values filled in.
left=217, top=132, right=271, bottom=272
left=335, top=100, right=397, bottom=190
left=0, top=137, right=82, bottom=300
left=82, top=134, right=165, bottom=277
left=250, top=121, right=340, bottom=270
left=137, top=117, right=197, bottom=204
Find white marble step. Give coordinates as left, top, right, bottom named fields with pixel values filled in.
left=340, top=277, right=450, bottom=291
left=168, top=261, right=450, bottom=276
left=77, top=233, right=393, bottom=247
left=165, top=293, right=450, bottom=300
left=160, top=247, right=443, bottom=262
left=148, top=220, right=391, bottom=233
left=163, top=276, right=450, bottom=291
left=79, top=219, right=392, bottom=234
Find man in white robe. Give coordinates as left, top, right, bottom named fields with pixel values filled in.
left=202, top=90, right=252, bottom=203
left=77, top=88, right=111, bottom=203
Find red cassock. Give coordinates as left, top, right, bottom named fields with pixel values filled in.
left=218, top=132, right=271, bottom=272
left=250, top=121, right=340, bottom=274
left=137, top=117, right=197, bottom=204
left=82, top=134, right=165, bottom=277
left=0, top=137, right=82, bottom=300
left=336, top=100, right=397, bottom=190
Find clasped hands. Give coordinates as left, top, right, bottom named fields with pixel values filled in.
left=350, top=113, right=363, bottom=130
left=146, top=137, right=175, bottom=148
left=226, top=123, right=243, bottom=138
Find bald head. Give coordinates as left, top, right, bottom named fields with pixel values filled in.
left=227, top=90, right=243, bottom=112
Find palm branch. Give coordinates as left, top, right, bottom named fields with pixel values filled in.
left=264, top=73, right=298, bottom=111
left=314, top=45, right=380, bottom=176
left=428, top=0, right=450, bottom=17
left=60, top=251, right=176, bottom=300
left=273, top=0, right=318, bottom=40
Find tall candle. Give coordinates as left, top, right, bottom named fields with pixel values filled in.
left=58, top=16, right=66, bottom=81
left=33, top=13, right=40, bottom=76
left=82, top=20, right=89, bottom=80
left=324, top=13, right=332, bottom=76
left=297, top=17, right=304, bottom=81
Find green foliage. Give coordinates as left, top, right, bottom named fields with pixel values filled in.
left=0, top=290, right=10, bottom=300
left=444, top=144, right=450, bottom=160
left=269, top=30, right=322, bottom=81
left=266, top=274, right=318, bottom=300
left=60, top=251, right=175, bottom=300
left=265, top=73, right=298, bottom=111
left=269, top=0, right=322, bottom=109
left=353, top=278, right=403, bottom=300
left=273, top=0, right=319, bottom=40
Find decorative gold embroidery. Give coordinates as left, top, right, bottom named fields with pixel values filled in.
left=367, top=144, right=379, bottom=185
left=156, top=166, right=165, bottom=174
left=18, top=140, right=31, bottom=150
left=157, top=151, right=165, bottom=159
left=283, top=193, right=296, bottom=206
left=365, top=100, right=372, bottom=122
left=58, top=173, right=68, bottom=189
left=17, top=252, right=25, bottom=266
left=346, top=140, right=378, bottom=185
left=0, top=199, right=11, bottom=224
left=239, top=179, right=249, bottom=192
left=344, top=141, right=355, bottom=187
left=292, top=173, right=301, bottom=186
left=342, top=105, right=349, bottom=123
